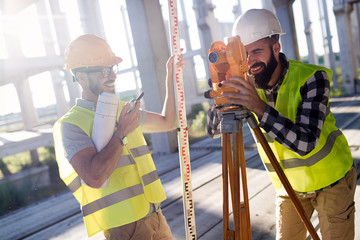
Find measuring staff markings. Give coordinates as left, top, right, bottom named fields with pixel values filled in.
left=169, top=0, right=196, bottom=239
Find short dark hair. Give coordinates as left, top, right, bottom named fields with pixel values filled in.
left=70, top=67, right=87, bottom=82
left=264, top=34, right=280, bottom=48
left=71, top=67, right=87, bottom=76
left=269, top=34, right=280, bottom=44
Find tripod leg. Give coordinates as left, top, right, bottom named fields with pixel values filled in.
left=233, top=132, right=240, bottom=240
left=227, top=138, right=236, bottom=215
left=222, top=133, right=232, bottom=239
left=251, top=126, right=320, bottom=240
left=234, top=131, right=251, bottom=240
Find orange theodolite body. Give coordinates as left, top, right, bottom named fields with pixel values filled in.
left=205, top=35, right=249, bottom=107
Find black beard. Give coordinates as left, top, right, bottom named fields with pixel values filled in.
left=252, top=51, right=278, bottom=89
left=88, top=77, right=116, bottom=95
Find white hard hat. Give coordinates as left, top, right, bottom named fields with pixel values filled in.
left=232, top=9, right=285, bottom=46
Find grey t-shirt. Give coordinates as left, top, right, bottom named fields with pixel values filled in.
left=61, top=98, right=147, bottom=162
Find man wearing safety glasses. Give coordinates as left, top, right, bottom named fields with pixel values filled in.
left=53, top=34, right=184, bottom=239
left=71, top=64, right=119, bottom=96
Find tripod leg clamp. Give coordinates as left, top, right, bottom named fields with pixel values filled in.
left=246, top=114, right=258, bottom=129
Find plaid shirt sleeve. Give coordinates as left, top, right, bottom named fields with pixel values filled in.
left=206, top=104, right=221, bottom=139
left=259, top=71, right=330, bottom=156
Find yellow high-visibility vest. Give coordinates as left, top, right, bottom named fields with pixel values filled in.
left=255, top=60, right=353, bottom=193
left=53, top=101, right=166, bottom=237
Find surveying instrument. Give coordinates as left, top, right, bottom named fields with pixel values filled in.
left=204, top=36, right=320, bottom=240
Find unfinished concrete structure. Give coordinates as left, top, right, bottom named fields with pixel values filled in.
left=0, top=0, right=359, bottom=158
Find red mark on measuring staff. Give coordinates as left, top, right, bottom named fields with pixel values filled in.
left=181, top=127, right=187, bottom=139
left=178, top=110, right=184, bottom=126
left=181, top=146, right=190, bottom=181
left=179, top=91, right=184, bottom=102
left=176, top=73, right=183, bottom=91
left=173, top=16, right=178, bottom=27
left=172, top=36, right=177, bottom=47
left=178, top=116, right=185, bottom=129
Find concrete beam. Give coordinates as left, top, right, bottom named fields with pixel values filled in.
left=0, top=56, right=64, bottom=86
left=0, top=128, right=53, bottom=159
left=0, top=0, right=40, bottom=14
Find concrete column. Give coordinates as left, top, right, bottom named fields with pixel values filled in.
left=233, top=0, right=242, bottom=19
left=193, top=0, right=219, bottom=79
left=301, top=0, right=318, bottom=65
left=13, top=82, right=40, bottom=165
left=354, top=3, right=360, bottom=72
left=36, top=1, right=69, bottom=117
left=77, top=0, right=105, bottom=37
left=179, top=0, right=202, bottom=111
left=333, top=0, right=357, bottom=95
left=51, top=73, right=70, bottom=116
left=272, top=0, right=300, bottom=61
left=126, top=0, right=177, bottom=154
left=14, top=79, right=38, bottom=130
left=2, top=11, right=40, bottom=165
left=319, top=0, right=338, bottom=89
left=262, top=0, right=275, bottom=12
left=49, top=0, right=81, bottom=107
left=1, top=14, right=38, bottom=130
left=355, top=2, right=360, bottom=93
left=49, top=0, right=81, bottom=106
left=16, top=78, right=41, bottom=166
left=120, top=6, right=141, bottom=97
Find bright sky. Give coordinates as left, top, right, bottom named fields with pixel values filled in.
left=0, top=0, right=339, bottom=116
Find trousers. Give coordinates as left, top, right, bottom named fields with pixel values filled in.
left=103, top=209, right=173, bottom=240
left=276, top=165, right=357, bottom=240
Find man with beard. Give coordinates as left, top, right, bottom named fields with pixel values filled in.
left=207, top=9, right=356, bottom=240
left=53, top=34, right=184, bottom=239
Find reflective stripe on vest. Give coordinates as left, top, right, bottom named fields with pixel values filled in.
left=53, top=102, right=166, bottom=237
left=82, top=183, right=144, bottom=217
left=81, top=170, right=160, bottom=217
left=142, top=170, right=160, bottom=186
left=255, top=60, right=353, bottom=192
left=264, top=129, right=342, bottom=171
left=130, top=145, right=151, bottom=157
left=67, top=153, right=136, bottom=193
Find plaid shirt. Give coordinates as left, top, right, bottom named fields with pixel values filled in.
left=207, top=53, right=330, bottom=156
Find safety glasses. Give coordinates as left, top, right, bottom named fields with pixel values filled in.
left=75, top=65, right=118, bottom=78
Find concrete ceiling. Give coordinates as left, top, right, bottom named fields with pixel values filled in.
left=0, top=0, right=39, bottom=14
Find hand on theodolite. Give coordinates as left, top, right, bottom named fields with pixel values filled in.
left=221, top=76, right=267, bottom=119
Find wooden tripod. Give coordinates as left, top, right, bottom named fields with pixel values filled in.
left=219, top=109, right=320, bottom=240
left=222, top=129, right=251, bottom=240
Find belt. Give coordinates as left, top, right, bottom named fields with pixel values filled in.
left=145, top=203, right=161, bottom=217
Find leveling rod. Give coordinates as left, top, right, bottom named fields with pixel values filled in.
left=168, top=0, right=197, bottom=239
